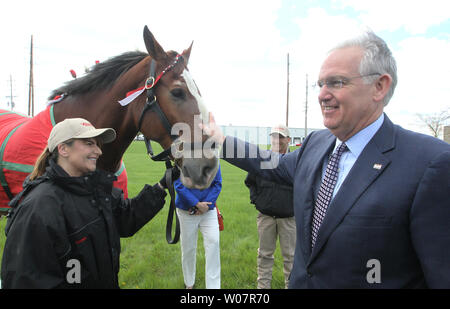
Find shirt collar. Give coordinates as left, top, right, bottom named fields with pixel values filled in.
left=334, top=113, right=384, bottom=157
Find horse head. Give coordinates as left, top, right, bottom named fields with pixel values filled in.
left=138, top=26, right=219, bottom=189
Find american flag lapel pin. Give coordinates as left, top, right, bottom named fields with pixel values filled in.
left=373, top=163, right=382, bottom=170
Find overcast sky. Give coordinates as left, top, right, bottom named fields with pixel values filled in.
left=1, top=0, right=449, bottom=135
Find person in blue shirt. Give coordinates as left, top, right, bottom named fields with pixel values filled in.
left=174, top=164, right=222, bottom=289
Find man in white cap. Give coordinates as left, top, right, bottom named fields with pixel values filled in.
left=245, top=124, right=296, bottom=289
left=269, top=124, right=292, bottom=154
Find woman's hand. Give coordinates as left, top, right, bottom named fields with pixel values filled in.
left=158, top=165, right=181, bottom=189
left=195, top=201, right=212, bottom=215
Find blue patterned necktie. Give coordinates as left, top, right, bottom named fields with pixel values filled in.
left=311, top=142, right=348, bottom=248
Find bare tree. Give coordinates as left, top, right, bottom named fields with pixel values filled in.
left=417, top=109, right=450, bottom=138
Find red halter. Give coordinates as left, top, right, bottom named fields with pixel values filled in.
left=119, top=54, right=183, bottom=106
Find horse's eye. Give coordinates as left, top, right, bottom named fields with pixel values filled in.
left=171, top=88, right=186, bottom=100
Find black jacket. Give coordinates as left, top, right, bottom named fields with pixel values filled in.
left=245, top=173, right=293, bottom=218
left=1, top=160, right=166, bottom=289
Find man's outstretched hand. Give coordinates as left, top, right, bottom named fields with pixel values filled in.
left=199, top=112, right=226, bottom=145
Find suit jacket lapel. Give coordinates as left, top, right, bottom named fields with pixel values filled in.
left=307, top=114, right=395, bottom=265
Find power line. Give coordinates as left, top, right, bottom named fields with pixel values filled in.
left=305, top=74, right=308, bottom=140
left=6, top=74, right=17, bottom=111
left=28, top=35, right=35, bottom=116
left=286, top=53, right=289, bottom=127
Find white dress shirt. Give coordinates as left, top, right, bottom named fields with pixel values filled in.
left=322, top=113, right=385, bottom=200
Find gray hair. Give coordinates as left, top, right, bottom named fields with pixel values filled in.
left=331, top=30, right=397, bottom=106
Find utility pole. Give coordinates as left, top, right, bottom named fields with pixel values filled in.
left=7, top=74, right=17, bottom=111
left=305, top=74, right=308, bottom=140
left=28, top=35, right=35, bottom=116
left=286, top=53, right=290, bottom=127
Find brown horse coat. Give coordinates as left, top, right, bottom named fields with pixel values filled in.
left=0, top=106, right=127, bottom=212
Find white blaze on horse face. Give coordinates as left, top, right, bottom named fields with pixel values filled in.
left=181, top=70, right=209, bottom=124
left=178, top=69, right=219, bottom=189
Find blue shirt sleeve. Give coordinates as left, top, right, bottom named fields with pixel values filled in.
left=203, top=165, right=222, bottom=209
left=174, top=165, right=223, bottom=211
left=174, top=179, right=200, bottom=209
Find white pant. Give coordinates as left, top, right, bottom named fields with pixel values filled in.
left=176, top=208, right=221, bottom=289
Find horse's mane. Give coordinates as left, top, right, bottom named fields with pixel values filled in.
left=48, top=51, right=148, bottom=99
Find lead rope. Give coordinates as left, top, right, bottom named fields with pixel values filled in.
left=164, top=159, right=180, bottom=244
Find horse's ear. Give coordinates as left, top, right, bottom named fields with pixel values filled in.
left=181, top=41, right=194, bottom=64
left=143, top=26, right=168, bottom=63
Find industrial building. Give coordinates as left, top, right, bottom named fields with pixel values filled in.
left=219, top=125, right=322, bottom=146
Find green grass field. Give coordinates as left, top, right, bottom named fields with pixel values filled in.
left=0, top=141, right=292, bottom=289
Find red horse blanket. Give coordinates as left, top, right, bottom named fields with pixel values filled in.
left=0, top=106, right=128, bottom=212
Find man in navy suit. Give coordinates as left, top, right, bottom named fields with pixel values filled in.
left=201, top=30, right=450, bottom=288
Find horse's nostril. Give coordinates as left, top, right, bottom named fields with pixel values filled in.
left=182, top=166, right=190, bottom=178
left=202, top=166, right=211, bottom=177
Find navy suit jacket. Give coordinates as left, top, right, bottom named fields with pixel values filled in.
left=223, top=114, right=450, bottom=288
